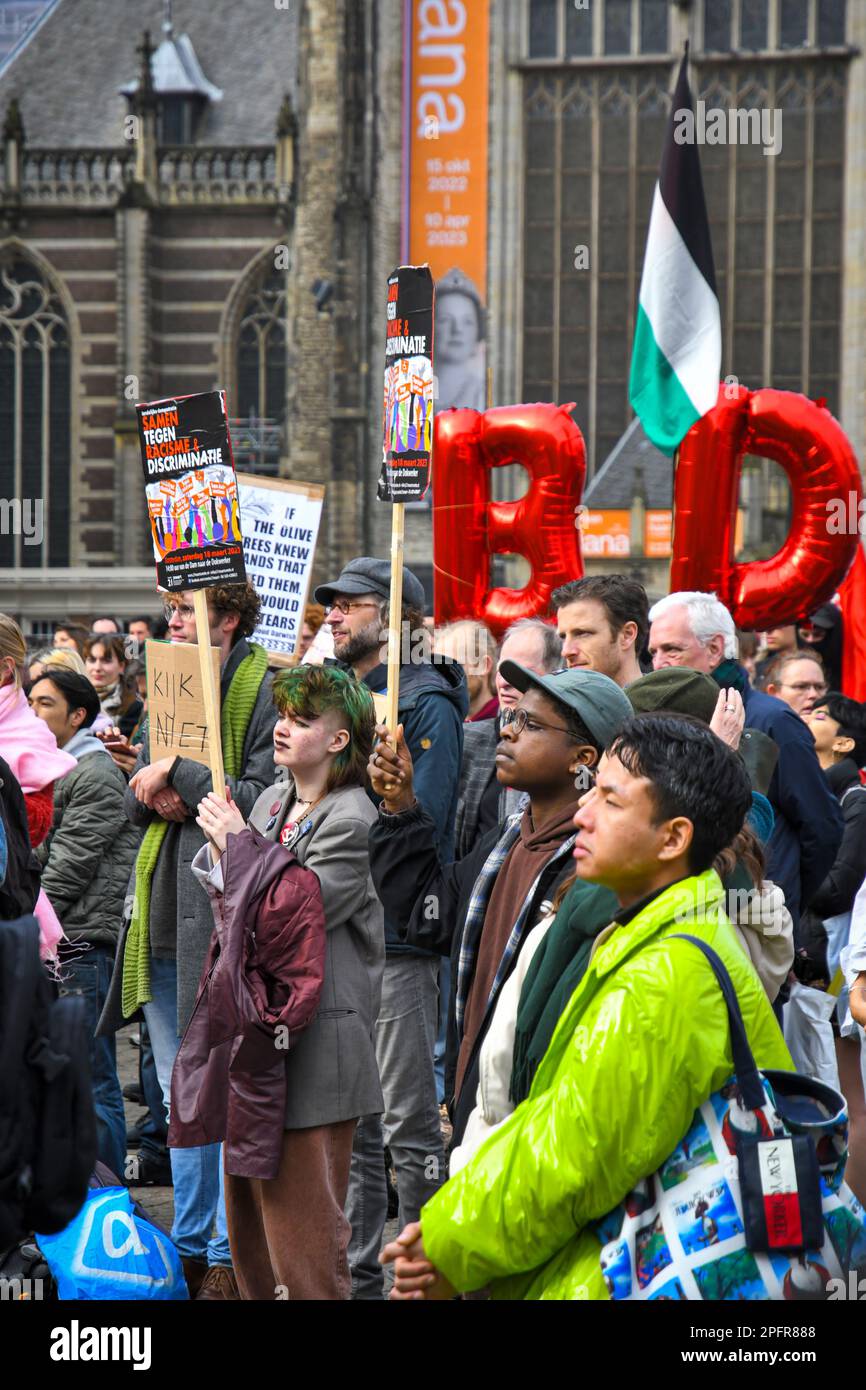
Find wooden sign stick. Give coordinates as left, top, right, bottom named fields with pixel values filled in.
left=385, top=502, right=405, bottom=734
left=193, top=588, right=226, bottom=796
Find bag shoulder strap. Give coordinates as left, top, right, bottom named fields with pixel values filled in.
left=669, top=933, right=766, bottom=1111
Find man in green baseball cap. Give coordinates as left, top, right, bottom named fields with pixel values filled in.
left=496, top=660, right=633, bottom=752
left=365, top=662, right=632, bottom=1147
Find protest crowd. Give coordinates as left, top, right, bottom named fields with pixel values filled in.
left=4, top=566, right=866, bottom=1303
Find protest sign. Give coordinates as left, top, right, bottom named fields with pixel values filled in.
left=236, top=473, right=325, bottom=658
left=137, top=389, right=242, bottom=796
left=377, top=265, right=435, bottom=732
left=378, top=264, right=435, bottom=503
left=145, top=639, right=221, bottom=769
left=137, top=390, right=246, bottom=593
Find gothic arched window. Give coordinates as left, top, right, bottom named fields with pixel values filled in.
left=0, top=255, right=70, bottom=567
left=231, top=267, right=287, bottom=476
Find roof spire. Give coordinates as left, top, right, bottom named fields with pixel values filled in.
left=136, top=29, right=156, bottom=102
left=120, top=13, right=223, bottom=107
left=3, top=97, right=24, bottom=145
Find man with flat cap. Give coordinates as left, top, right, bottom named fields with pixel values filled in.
left=315, top=557, right=467, bottom=1298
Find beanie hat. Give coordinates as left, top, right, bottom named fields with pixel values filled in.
left=626, top=667, right=719, bottom=724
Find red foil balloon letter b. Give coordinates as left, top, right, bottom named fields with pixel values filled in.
left=433, top=404, right=586, bottom=639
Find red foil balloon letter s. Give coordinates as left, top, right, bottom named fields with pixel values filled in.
left=671, top=385, right=862, bottom=628
left=432, top=403, right=586, bottom=639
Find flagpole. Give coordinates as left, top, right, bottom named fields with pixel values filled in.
left=385, top=504, right=405, bottom=735
left=669, top=444, right=679, bottom=593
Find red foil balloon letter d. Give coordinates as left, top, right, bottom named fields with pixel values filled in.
left=671, top=386, right=862, bottom=628
left=433, top=403, right=586, bottom=639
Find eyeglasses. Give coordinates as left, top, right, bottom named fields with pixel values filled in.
left=781, top=681, right=827, bottom=693
left=163, top=602, right=195, bottom=622
left=326, top=599, right=382, bottom=617
left=500, top=706, right=580, bottom=739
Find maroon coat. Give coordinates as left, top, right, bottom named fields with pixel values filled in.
left=169, top=826, right=326, bottom=1178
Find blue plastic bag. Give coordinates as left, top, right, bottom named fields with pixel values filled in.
left=37, top=1187, right=188, bottom=1300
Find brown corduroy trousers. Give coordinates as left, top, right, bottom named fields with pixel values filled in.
left=224, top=1119, right=357, bottom=1300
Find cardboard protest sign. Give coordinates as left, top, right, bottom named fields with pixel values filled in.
left=236, top=473, right=325, bottom=657
left=378, top=265, right=435, bottom=503
left=376, top=269, right=435, bottom=730
left=137, top=390, right=247, bottom=592
left=146, top=639, right=221, bottom=767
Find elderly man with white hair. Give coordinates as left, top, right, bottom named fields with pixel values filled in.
left=648, top=590, right=843, bottom=933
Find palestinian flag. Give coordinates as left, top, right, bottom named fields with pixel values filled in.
left=629, top=49, right=721, bottom=456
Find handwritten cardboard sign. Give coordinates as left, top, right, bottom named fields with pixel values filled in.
left=145, top=639, right=221, bottom=767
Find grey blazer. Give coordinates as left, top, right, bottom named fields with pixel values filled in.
left=248, top=779, right=385, bottom=1130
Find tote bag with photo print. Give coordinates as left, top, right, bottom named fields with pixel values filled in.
left=593, top=936, right=866, bottom=1301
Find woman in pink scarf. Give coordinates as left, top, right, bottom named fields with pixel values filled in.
left=0, top=614, right=76, bottom=959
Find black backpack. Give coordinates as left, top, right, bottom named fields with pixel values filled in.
left=0, top=756, right=40, bottom=922
left=0, top=917, right=96, bottom=1249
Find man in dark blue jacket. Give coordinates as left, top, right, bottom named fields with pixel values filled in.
left=649, top=590, right=843, bottom=929
left=315, top=557, right=467, bottom=1298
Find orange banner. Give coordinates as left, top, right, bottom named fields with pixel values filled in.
left=405, top=0, right=489, bottom=413
left=645, top=509, right=673, bottom=559
left=578, top=508, right=676, bottom=559
left=578, top=510, right=631, bottom=559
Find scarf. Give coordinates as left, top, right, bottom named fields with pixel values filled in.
left=0, top=687, right=76, bottom=964
left=710, top=658, right=748, bottom=695
left=122, top=642, right=269, bottom=1018
left=99, top=680, right=124, bottom=716
left=0, top=686, right=77, bottom=791
left=455, top=814, right=523, bottom=1036
left=746, top=791, right=775, bottom=844
left=511, top=878, right=618, bottom=1106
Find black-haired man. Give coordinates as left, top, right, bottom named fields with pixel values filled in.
left=127, top=615, right=154, bottom=649
left=552, top=575, right=648, bottom=687
left=573, top=714, right=753, bottom=891
left=91, top=615, right=121, bottom=635
left=801, top=694, right=866, bottom=969
left=381, top=715, right=791, bottom=1302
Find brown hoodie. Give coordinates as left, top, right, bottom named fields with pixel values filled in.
left=455, top=800, right=579, bottom=1095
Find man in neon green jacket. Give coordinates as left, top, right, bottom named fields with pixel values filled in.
left=381, top=714, right=793, bottom=1300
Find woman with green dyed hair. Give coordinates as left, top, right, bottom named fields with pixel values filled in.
left=193, top=664, right=385, bottom=1299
